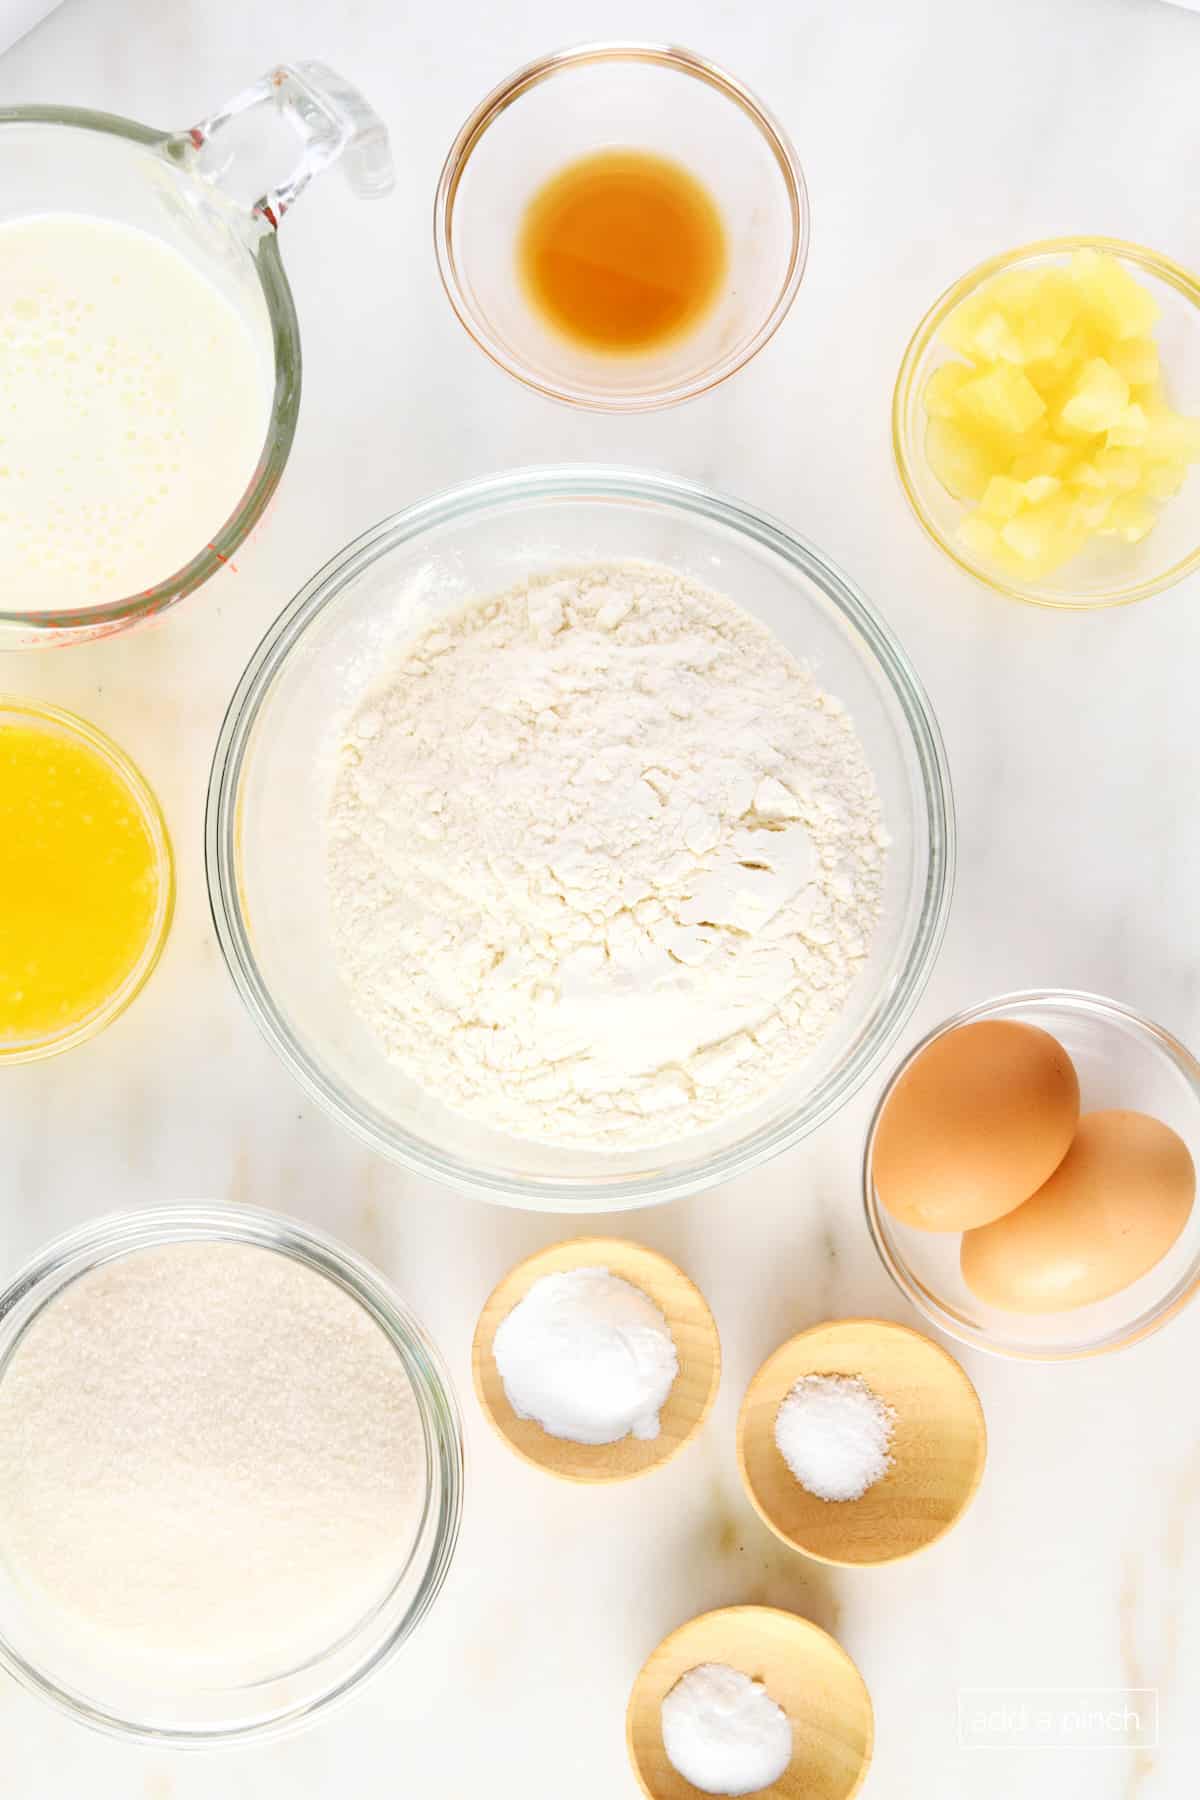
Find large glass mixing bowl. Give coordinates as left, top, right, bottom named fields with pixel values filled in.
left=206, top=467, right=955, bottom=1209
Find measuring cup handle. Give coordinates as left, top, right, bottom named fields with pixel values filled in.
left=179, top=62, right=394, bottom=229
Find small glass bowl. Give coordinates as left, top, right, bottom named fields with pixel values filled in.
left=434, top=43, right=808, bottom=411
left=206, top=465, right=954, bottom=1211
left=0, top=700, right=174, bottom=1063
left=864, top=991, right=1200, bottom=1360
left=0, top=1204, right=463, bottom=1744
left=893, top=237, right=1200, bottom=609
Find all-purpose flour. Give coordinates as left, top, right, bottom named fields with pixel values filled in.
left=327, top=561, right=887, bottom=1149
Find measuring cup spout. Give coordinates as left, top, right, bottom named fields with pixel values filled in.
left=174, top=62, right=394, bottom=230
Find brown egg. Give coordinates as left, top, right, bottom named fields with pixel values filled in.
left=874, top=1020, right=1080, bottom=1231
left=961, top=1109, right=1195, bottom=1313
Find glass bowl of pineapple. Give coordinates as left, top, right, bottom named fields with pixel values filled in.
left=894, top=237, right=1200, bottom=608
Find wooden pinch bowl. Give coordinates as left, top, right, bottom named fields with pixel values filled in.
left=626, top=1604, right=873, bottom=1800
left=472, top=1237, right=720, bottom=1482
left=737, top=1318, right=986, bottom=1566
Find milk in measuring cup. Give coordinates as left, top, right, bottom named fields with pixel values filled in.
left=0, top=215, right=272, bottom=610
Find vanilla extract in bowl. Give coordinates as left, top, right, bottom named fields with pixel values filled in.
left=518, top=148, right=727, bottom=354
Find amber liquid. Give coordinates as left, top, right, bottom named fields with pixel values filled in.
left=518, top=149, right=728, bottom=354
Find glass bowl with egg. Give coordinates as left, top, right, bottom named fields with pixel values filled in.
left=864, top=990, right=1200, bottom=1360
left=434, top=43, right=809, bottom=410
left=893, top=238, right=1200, bottom=608
left=206, top=465, right=954, bottom=1211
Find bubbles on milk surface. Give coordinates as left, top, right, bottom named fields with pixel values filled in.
left=0, top=214, right=271, bottom=609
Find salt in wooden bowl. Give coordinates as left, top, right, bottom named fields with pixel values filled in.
left=737, top=1317, right=986, bottom=1565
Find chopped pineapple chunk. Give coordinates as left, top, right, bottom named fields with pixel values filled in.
left=925, top=416, right=993, bottom=501
left=1101, top=495, right=1157, bottom=543
left=1000, top=494, right=1086, bottom=570
left=1106, top=403, right=1148, bottom=448
left=1073, top=494, right=1113, bottom=530
left=920, top=248, right=1200, bottom=579
left=1059, top=359, right=1129, bottom=434
left=1144, top=461, right=1187, bottom=500
left=1109, top=336, right=1159, bottom=387
left=1014, top=271, right=1078, bottom=361
left=959, top=365, right=1046, bottom=435
left=1071, top=248, right=1160, bottom=340
left=979, top=475, right=1026, bottom=522
left=940, top=294, right=997, bottom=359
left=971, top=310, right=1025, bottom=363
left=956, top=516, right=1001, bottom=559
left=922, top=362, right=973, bottom=418
left=1094, top=448, right=1144, bottom=490
left=1143, top=409, right=1200, bottom=461
left=1009, top=440, right=1072, bottom=481
left=1075, top=448, right=1142, bottom=491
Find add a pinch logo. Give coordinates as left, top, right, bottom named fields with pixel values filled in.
left=958, top=1689, right=1158, bottom=1750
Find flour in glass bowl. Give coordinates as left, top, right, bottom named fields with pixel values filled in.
left=326, top=560, right=887, bottom=1150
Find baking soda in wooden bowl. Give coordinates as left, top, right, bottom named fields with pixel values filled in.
left=492, top=1265, right=679, bottom=1445
left=473, top=1237, right=720, bottom=1483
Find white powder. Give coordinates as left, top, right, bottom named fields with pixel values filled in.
left=326, top=560, right=886, bottom=1150
left=0, top=1242, right=426, bottom=1680
left=492, top=1266, right=678, bottom=1445
left=774, top=1373, right=896, bottom=1502
left=661, top=1663, right=793, bottom=1796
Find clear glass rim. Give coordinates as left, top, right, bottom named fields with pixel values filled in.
left=0, top=105, right=302, bottom=640
left=0, top=698, right=175, bottom=1061
left=862, top=987, right=1200, bottom=1360
left=206, top=463, right=956, bottom=1210
left=892, top=235, right=1200, bottom=611
left=433, top=42, right=810, bottom=412
left=0, top=1202, right=464, bottom=1745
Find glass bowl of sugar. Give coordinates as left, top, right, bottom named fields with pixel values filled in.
left=0, top=1205, right=463, bottom=1743
left=207, top=465, right=955, bottom=1211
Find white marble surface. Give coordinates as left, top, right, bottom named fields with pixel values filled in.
left=3, top=0, right=1200, bottom=1794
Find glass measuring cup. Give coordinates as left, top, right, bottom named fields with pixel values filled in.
left=0, top=63, right=392, bottom=648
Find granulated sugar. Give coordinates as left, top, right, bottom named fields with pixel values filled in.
left=0, top=1241, right=426, bottom=1679
left=327, top=560, right=886, bottom=1150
